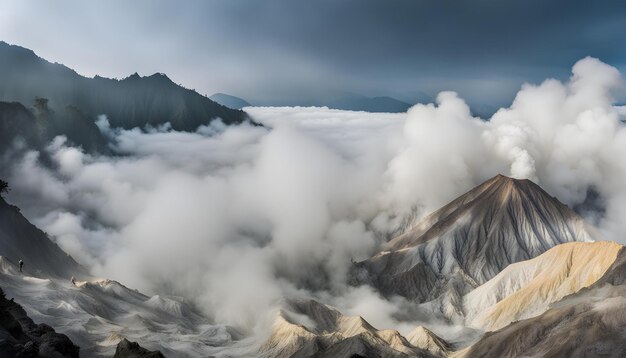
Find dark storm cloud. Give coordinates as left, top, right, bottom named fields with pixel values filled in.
left=2, top=0, right=626, bottom=107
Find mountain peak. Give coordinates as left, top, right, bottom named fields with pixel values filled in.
left=354, top=173, right=593, bottom=303
left=125, top=72, right=141, bottom=80
left=146, top=72, right=173, bottom=83
left=480, top=173, right=533, bottom=192
left=491, top=173, right=515, bottom=183
left=385, top=174, right=571, bottom=253
left=405, top=326, right=451, bottom=356
left=474, top=174, right=543, bottom=204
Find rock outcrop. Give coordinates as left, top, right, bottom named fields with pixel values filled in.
left=0, top=287, right=79, bottom=357
left=113, top=339, right=165, bottom=358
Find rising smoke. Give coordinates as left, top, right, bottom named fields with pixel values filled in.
left=4, top=57, right=626, bottom=337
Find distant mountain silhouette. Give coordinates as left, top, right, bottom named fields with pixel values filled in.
left=326, top=95, right=412, bottom=113
left=210, top=93, right=251, bottom=109
left=0, top=42, right=249, bottom=133
left=253, top=91, right=416, bottom=113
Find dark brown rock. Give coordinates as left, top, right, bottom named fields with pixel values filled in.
left=113, top=338, right=165, bottom=358
left=0, top=287, right=79, bottom=358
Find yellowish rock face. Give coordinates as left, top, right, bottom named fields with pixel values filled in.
left=465, top=241, right=622, bottom=331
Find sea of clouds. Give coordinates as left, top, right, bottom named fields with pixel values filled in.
left=4, top=57, right=626, bottom=338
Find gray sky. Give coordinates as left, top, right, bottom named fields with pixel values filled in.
left=1, top=0, right=626, bottom=106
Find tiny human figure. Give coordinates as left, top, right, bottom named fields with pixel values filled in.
left=18, top=259, right=23, bottom=273
left=71, top=276, right=76, bottom=286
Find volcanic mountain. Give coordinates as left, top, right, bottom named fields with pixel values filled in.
left=352, top=174, right=594, bottom=319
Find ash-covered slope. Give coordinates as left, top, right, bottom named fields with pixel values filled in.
left=0, top=196, right=83, bottom=279
left=259, top=299, right=445, bottom=358
left=0, top=262, right=236, bottom=357
left=0, top=197, right=238, bottom=357
left=352, top=174, right=594, bottom=312
left=459, top=246, right=626, bottom=358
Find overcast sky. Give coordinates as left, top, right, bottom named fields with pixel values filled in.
left=1, top=0, right=626, bottom=107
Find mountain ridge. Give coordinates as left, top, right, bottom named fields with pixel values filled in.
left=0, top=41, right=249, bottom=133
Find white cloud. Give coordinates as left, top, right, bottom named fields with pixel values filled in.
left=5, top=57, right=626, bottom=339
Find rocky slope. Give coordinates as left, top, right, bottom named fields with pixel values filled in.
left=0, top=263, right=235, bottom=357
left=0, top=196, right=237, bottom=357
left=0, top=287, right=79, bottom=357
left=0, top=102, right=41, bottom=153
left=352, top=175, right=594, bottom=321
left=269, top=242, right=626, bottom=358
left=405, top=326, right=451, bottom=357
left=0, top=196, right=83, bottom=279
left=463, top=241, right=622, bottom=330
left=457, top=247, right=626, bottom=358
left=3, top=166, right=624, bottom=357
left=0, top=100, right=107, bottom=154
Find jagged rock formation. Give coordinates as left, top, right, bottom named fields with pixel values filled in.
left=259, top=299, right=442, bottom=358
left=0, top=41, right=249, bottom=135
left=458, top=247, right=626, bottom=358
left=0, top=196, right=84, bottom=279
left=352, top=175, right=594, bottom=320
left=113, top=339, right=165, bottom=358
left=463, top=241, right=622, bottom=330
left=0, top=287, right=79, bottom=357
